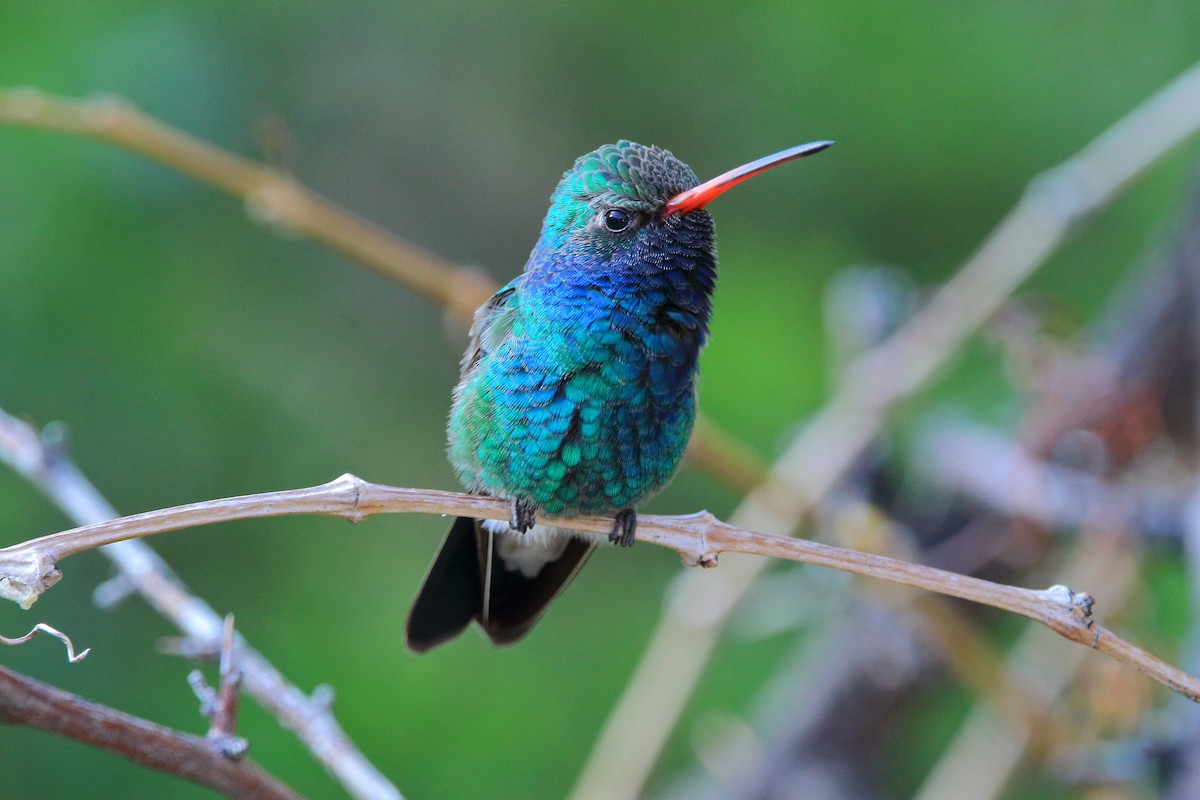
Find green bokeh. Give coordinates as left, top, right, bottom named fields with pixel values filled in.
left=1, top=2, right=1199, bottom=798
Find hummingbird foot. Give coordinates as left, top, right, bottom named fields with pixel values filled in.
left=510, top=498, right=537, bottom=533
left=609, top=509, right=637, bottom=548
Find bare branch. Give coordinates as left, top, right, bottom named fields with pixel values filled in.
left=0, top=409, right=402, bottom=800
left=188, top=615, right=249, bottom=760
left=0, top=88, right=491, bottom=322
left=571, top=56, right=1200, bottom=800
left=774, top=57, right=1200, bottom=514
left=0, top=473, right=1196, bottom=703
left=915, top=529, right=1139, bottom=800
left=213, top=614, right=243, bottom=750
left=0, top=86, right=766, bottom=496
left=0, top=622, right=90, bottom=663
left=0, top=665, right=305, bottom=800
left=3, top=59, right=1199, bottom=799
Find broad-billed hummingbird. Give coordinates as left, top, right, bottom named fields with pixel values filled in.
left=406, top=139, right=832, bottom=652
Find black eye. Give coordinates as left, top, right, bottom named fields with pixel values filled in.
left=601, top=208, right=632, bottom=233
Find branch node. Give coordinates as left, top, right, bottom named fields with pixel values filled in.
left=211, top=614, right=243, bottom=743
left=182, top=614, right=250, bottom=759
left=694, top=510, right=721, bottom=568
left=679, top=509, right=720, bottom=528
left=1036, top=583, right=1100, bottom=646
left=38, top=420, right=70, bottom=465
left=245, top=178, right=303, bottom=234
left=662, top=510, right=721, bottom=567
left=1040, top=583, right=1096, bottom=625
left=696, top=526, right=719, bottom=570
left=311, top=683, right=336, bottom=711
left=676, top=546, right=720, bottom=569
left=212, top=733, right=251, bottom=760
left=327, top=472, right=367, bottom=523
left=188, top=667, right=249, bottom=760
left=0, top=553, right=62, bottom=609
left=82, top=93, right=132, bottom=132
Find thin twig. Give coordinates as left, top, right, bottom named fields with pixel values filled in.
left=776, top=58, right=1200, bottom=514
left=188, top=614, right=249, bottom=759
left=0, top=89, right=784, bottom=793
left=915, top=528, right=1139, bottom=800
left=0, top=409, right=403, bottom=800
left=0, top=86, right=767, bottom=494
left=0, top=88, right=492, bottom=323
left=0, top=473, right=1195, bottom=703
left=0, top=89, right=766, bottom=798
left=659, top=522, right=1062, bottom=800
left=0, top=665, right=305, bottom=800
left=212, top=614, right=243, bottom=748
left=570, top=56, right=1200, bottom=800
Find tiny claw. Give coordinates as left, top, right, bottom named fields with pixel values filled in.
left=510, top=498, right=537, bottom=532
left=609, top=509, right=637, bottom=548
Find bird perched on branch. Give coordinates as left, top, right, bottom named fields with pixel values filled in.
left=406, top=139, right=832, bottom=651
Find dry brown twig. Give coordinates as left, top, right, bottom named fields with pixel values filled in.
left=0, top=664, right=306, bottom=800
left=0, top=85, right=770, bottom=487
left=571, top=56, right=1200, bottom=800
left=915, top=527, right=1141, bottom=800
left=2, top=57, right=1199, bottom=799
left=0, top=408, right=402, bottom=800
left=0, top=83, right=783, bottom=800
left=187, top=614, right=249, bottom=759
left=0, top=84, right=790, bottom=799
left=0, top=472, right=1196, bottom=704
left=0, top=87, right=493, bottom=324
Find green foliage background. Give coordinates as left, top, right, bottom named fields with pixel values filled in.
left=1, top=3, right=1199, bottom=798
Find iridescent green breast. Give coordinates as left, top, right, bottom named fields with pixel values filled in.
left=446, top=139, right=715, bottom=516
left=447, top=274, right=701, bottom=515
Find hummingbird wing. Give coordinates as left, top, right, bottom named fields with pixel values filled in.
left=460, top=279, right=521, bottom=375
left=408, top=276, right=600, bottom=651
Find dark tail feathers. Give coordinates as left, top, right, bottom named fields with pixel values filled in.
left=405, top=516, right=594, bottom=653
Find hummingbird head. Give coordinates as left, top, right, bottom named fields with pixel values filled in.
left=534, top=139, right=833, bottom=276
left=537, top=141, right=704, bottom=265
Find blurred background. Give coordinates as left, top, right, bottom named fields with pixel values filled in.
left=2, top=2, right=1200, bottom=798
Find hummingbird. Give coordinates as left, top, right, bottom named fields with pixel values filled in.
left=405, top=139, right=832, bottom=652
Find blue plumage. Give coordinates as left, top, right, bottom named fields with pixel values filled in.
left=406, top=139, right=831, bottom=651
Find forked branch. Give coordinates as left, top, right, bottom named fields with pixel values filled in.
left=0, top=665, right=304, bottom=800
left=0, top=408, right=402, bottom=800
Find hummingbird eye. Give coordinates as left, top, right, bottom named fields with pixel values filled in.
left=600, top=208, right=632, bottom=233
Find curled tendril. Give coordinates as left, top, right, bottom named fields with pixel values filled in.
left=1, top=623, right=90, bottom=663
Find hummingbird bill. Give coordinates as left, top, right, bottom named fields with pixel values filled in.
left=406, top=139, right=832, bottom=652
